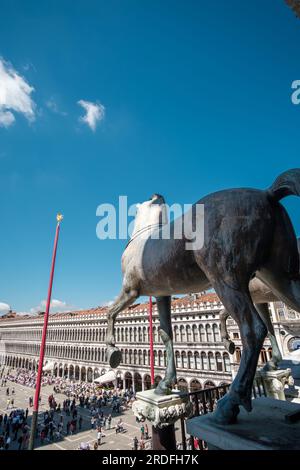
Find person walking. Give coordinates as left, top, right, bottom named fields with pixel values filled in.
left=144, top=423, right=149, bottom=440
left=107, top=414, right=112, bottom=430
left=5, top=435, right=11, bottom=450
left=133, top=436, right=139, bottom=450
left=139, top=438, right=145, bottom=450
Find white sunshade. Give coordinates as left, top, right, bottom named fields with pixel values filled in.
left=43, top=361, right=55, bottom=372
left=94, top=370, right=117, bottom=384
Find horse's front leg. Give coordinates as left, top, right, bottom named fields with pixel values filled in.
left=154, top=296, right=177, bottom=395
left=106, top=287, right=138, bottom=368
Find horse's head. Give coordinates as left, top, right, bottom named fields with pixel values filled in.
left=132, top=194, right=168, bottom=236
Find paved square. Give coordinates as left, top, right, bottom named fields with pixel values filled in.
left=0, top=378, right=183, bottom=450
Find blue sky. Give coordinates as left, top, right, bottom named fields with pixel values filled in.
left=0, top=0, right=300, bottom=314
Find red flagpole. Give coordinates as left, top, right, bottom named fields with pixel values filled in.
left=28, top=213, right=63, bottom=450
left=149, top=296, right=155, bottom=386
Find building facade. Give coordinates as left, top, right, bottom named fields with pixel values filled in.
left=0, top=293, right=298, bottom=393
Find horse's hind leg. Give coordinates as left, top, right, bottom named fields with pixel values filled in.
left=155, top=296, right=177, bottom=395
left=210, top=282, right=267, bottom=424
left=259, top=270, right=300, bottom=315
left=255, top=303, right=282, bottom=371
left=219, top=309, right=236, bottom=354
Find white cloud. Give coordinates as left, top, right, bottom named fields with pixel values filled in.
left=46, top=98, right=67, bottom=116
left=78, top=99, right=105, bottom=131
left=30, top=298, right=72, bottom=314
left=0, top=302, right=11, bottom=316
left=0, top=110, right=15, bottom=128
left=0, top=58, right=36, bottom=128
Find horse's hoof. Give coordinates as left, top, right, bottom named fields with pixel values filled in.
left=154, top=377, right=175, bottom=395
left=107, top=347, right=122, bottom=368
left=212, top=394, right=240, bottom=425
left=262, top=361, right=277, bottom=372
left=224, top=339, right=235, bottom=355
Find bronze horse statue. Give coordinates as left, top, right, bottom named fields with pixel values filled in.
left=106, top=169, right=300, bottom=424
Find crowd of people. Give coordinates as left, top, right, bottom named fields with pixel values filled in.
left=2, top=369, right=55, bottom=389
left=0, top=367, right=213, bottom=451
left=1, top=368, right=149, bottom=450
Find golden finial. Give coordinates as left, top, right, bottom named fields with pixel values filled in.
left=56, top=213, right=64, bottom=224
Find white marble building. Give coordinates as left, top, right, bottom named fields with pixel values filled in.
left=0, top=293, right=298, bottom=392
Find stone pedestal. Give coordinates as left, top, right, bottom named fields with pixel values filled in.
left=186, top=397, right=300, bottom=450
left=255, top=368, right=294, bottom=400
left=132, top=389, right=192, bottom=428
left=132, top=389, right=192, bottom=451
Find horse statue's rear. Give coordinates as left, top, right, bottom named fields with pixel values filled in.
left=105, top=169, right=300, bottom=424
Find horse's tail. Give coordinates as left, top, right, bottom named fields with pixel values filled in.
left=267, top=168, right=300, bottom=201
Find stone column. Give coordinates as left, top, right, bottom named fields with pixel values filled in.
left=255, top=368, right=294, bottom=400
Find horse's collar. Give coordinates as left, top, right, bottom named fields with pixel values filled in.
left=125, top=223, right=164, bottom=249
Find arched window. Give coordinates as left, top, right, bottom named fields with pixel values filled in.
left=213, top=324, right=220, bottom=342
left=180, top=325, right=186, bottom=342
left=187, top=351, right=193, bottom=369
left=260, top=348, right=268, bottom=364
left=267, top=347, right=273, bottom=360
left=194, top=352, right=201, bottom=370
left=199, top=324, right=205, bottom=342
left=158, top=350, right=163, bottom=367
left=192, top=325, right=199, bottom=342
left=186, top=325, right=192, bottom=343
left=138, top=350, right=142, bottom=365
left=206, top=324, right=212, bottom=342
left=174, top=326, right=180, bottom=343
left=181, top=351, right=187, bottom=368
left=236, top=347, right=241, bottom=363
left=208, top=352, right=215, bottom=370
left=216, top=352, right=223, bottom=371
left=175, top=351, right=180, bottom=368
left=201, top=352, right=207, bottom=370
left=223, top=353, right=231, bottom=372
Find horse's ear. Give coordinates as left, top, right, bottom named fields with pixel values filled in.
left=136, top=203, right=141, bottom=210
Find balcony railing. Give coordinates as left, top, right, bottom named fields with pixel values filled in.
left=179, top=378, right=266, bottom=450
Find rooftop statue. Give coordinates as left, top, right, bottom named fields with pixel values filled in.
left=106, top=169, right=300, bottom=424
